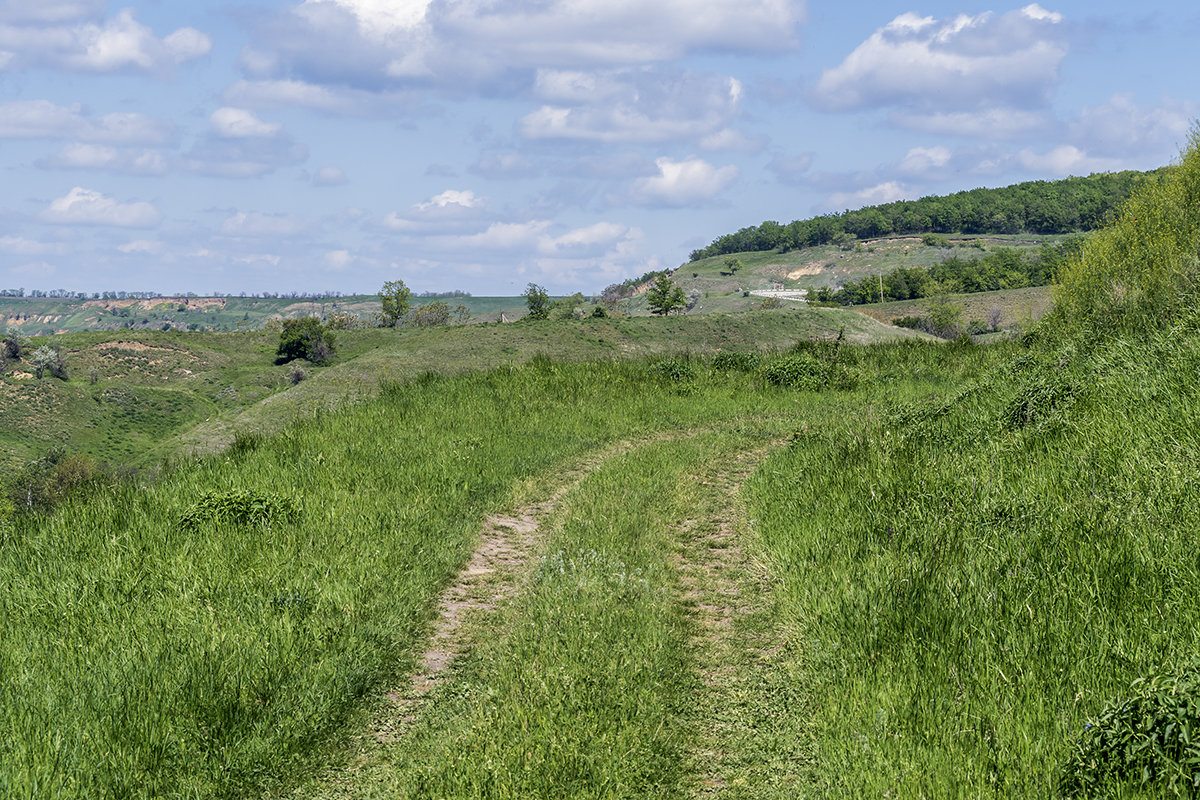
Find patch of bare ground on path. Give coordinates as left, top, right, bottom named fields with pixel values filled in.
left=675, top=443, right=814, bottom=798
left=285, top=432, right=687, bottom=799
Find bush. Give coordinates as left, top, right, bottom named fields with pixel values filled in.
left=712, top=350, right=762, bottom=372
left=178, top=489, right=299, bottom=530
left=761, top=354, right=824, bottom=390
left=891, top=315, right=925, bottom=330
left=287, top=364, right=307, bottom=385
left=1059, top=661, right=1200, bottom=797
left=276, top=317, right=335, bottom=365
left=966, top=319, right=991, bottom=335
left=648, top=357, right=696, bottom=383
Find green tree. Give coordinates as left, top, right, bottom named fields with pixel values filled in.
left=646, top=274, right=687, bottom=316
left=523, top=283, right=550, bottom=320
left=276, top=317, right=336, bottom=365
left=378, top=280, right=412, bottom=327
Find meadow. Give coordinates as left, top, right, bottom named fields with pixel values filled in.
left=2, top=135, right=1199, bottom=798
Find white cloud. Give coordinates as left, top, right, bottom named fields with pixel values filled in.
left=890, top=107, right=1051, bottom=138
left=39, top=143, right=168, bottom=175
left=417, top=189, right=483, bottom=211
left=897, top=146, right=952, bottom=175
left=520, top=69, right=742, bottom=143
left=811, top=5, right=1067, bottom=115
left=1069, top=94, right=1196, bottom=161
left=699, top=129, right=767, bottom=153
left=312, top=166, right=348, bottom=186
left=40, top=187, right=162, bottom=228
left=244, top=0, right=803, bottom=100
left=323, top=249, right=355, bottom=270
left=1015, top=145, right=1123, bottom=176
left=184, top=113, right=308, bottom=178
left=221, top=212, right=311, bottom=237
left=631, top=157, right=739, bottom=207
left=767, top=152, right=814, bottom=185
left=0, top=100, right=176, bottom=144
left=0, top=2, right=105, bottom=25
left=471, top=151, right=537, bottom=179
left=826, top=181, right=911, bottom=211
left=0, top=236, right=65, bottom=256
left=209, top=108, right=283, bottom=138
left=0, top=7, right=211, bottom=73
left=117, top=239, right=164, bottom=255
left=383, top=189, right=490, bottom=232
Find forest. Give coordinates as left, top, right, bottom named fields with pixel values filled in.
left=689, top=169, right=1164, bottom=261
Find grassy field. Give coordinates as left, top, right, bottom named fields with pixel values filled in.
left=0, top=304, right=922, bottom=468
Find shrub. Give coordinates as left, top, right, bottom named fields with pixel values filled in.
left=1059, top=661, right=1200, bottom=797
left=287, top=364, right=307, bottom=385
left=761, top=354, right=824, bottom=390
left=276, top=317, right=335, bottom=365
left=590, top=305, right=607, bottom=318
left=178, top=489, right=299, bottom=530
left=892, top=315, right=925, bottom=330
left=648, top=357, right=695, bottom=383
left=967, top=319, right=991, bottom=335
left=711, top=351, right=762, bottom=372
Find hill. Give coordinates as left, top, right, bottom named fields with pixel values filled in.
left=689, top=168, right=1164, bottom=261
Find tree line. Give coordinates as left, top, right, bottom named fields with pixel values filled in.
left=689, top=169, right=1164, bottom=262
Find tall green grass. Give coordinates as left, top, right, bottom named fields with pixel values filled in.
left=0, top=358, right=811, bottom=799
left=745, top=128, right=1200, bottom=796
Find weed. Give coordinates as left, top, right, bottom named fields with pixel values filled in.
left=178, top=488, right=299, bottom=529
left=1060, top=661, right=1200, bottom=797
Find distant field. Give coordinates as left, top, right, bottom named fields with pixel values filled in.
left=0, top=295, right=534, bottom=335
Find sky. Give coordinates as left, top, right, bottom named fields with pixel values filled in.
left=0, top=0, right=1196, bottom=297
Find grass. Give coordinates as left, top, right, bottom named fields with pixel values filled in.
left=849, top=284, right=1054, bottom=333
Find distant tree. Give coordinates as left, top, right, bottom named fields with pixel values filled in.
left=29, top=346, right=66, bottom=379
left=276, top=317, right=336, bottom=365
left=378, top=279, right=412, bottom=327
left=3, top=330, right=25, bottom=360
left=406, top=301, right=452, bottom=327
left=523, top=283, right=550, bottom=320
left=646, top=274, right=687, bottom=316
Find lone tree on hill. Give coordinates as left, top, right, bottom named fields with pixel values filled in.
left=647, top=274, right=687, bottom=316
left=378, top=279, right=412, bottom=327
left=523, top=283, right=550, bottom=320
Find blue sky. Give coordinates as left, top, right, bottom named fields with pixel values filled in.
left=0, top=0, right=1195, bottom=296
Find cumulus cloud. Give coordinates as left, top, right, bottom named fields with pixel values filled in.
left=520, top=68, right=742, bottom=143
left=243, top=0, right=803, bottom=99
left=221, top=211, right=311, bottom=237
left=699, top=128, right=767, bottom=153
left=1069, top=94, right=1197, bottom=161
left=117, top=239, right=164, bottom=254
left=38, top=143, right=168, bottom=175
left=0, top=7, right=211, bottom=73
left=630, top=157, right=739, bottom=207
left=1015, top=145, right=1124, bottom=176
left=825, top=181, right=911, bottom=211
left=811, top=4, right=1068, bottom=123
left=312, top=166, right=348, bottom=186
left=383, top=189, right=490, bottom=232
left=39, top=187, right=162, bottom=228
left=889, top=107, right=1052, bottom=139
left=184, top=109, right=308, bottom=178
left=0, top=236, right=66, bottom=256
left=767, top=152, right=814, bottom=185
left=209, top=107, right=283, bottom=138
left=897, top=146, right=952, bottom=175
left=0, top=100, right=176, bottom=144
